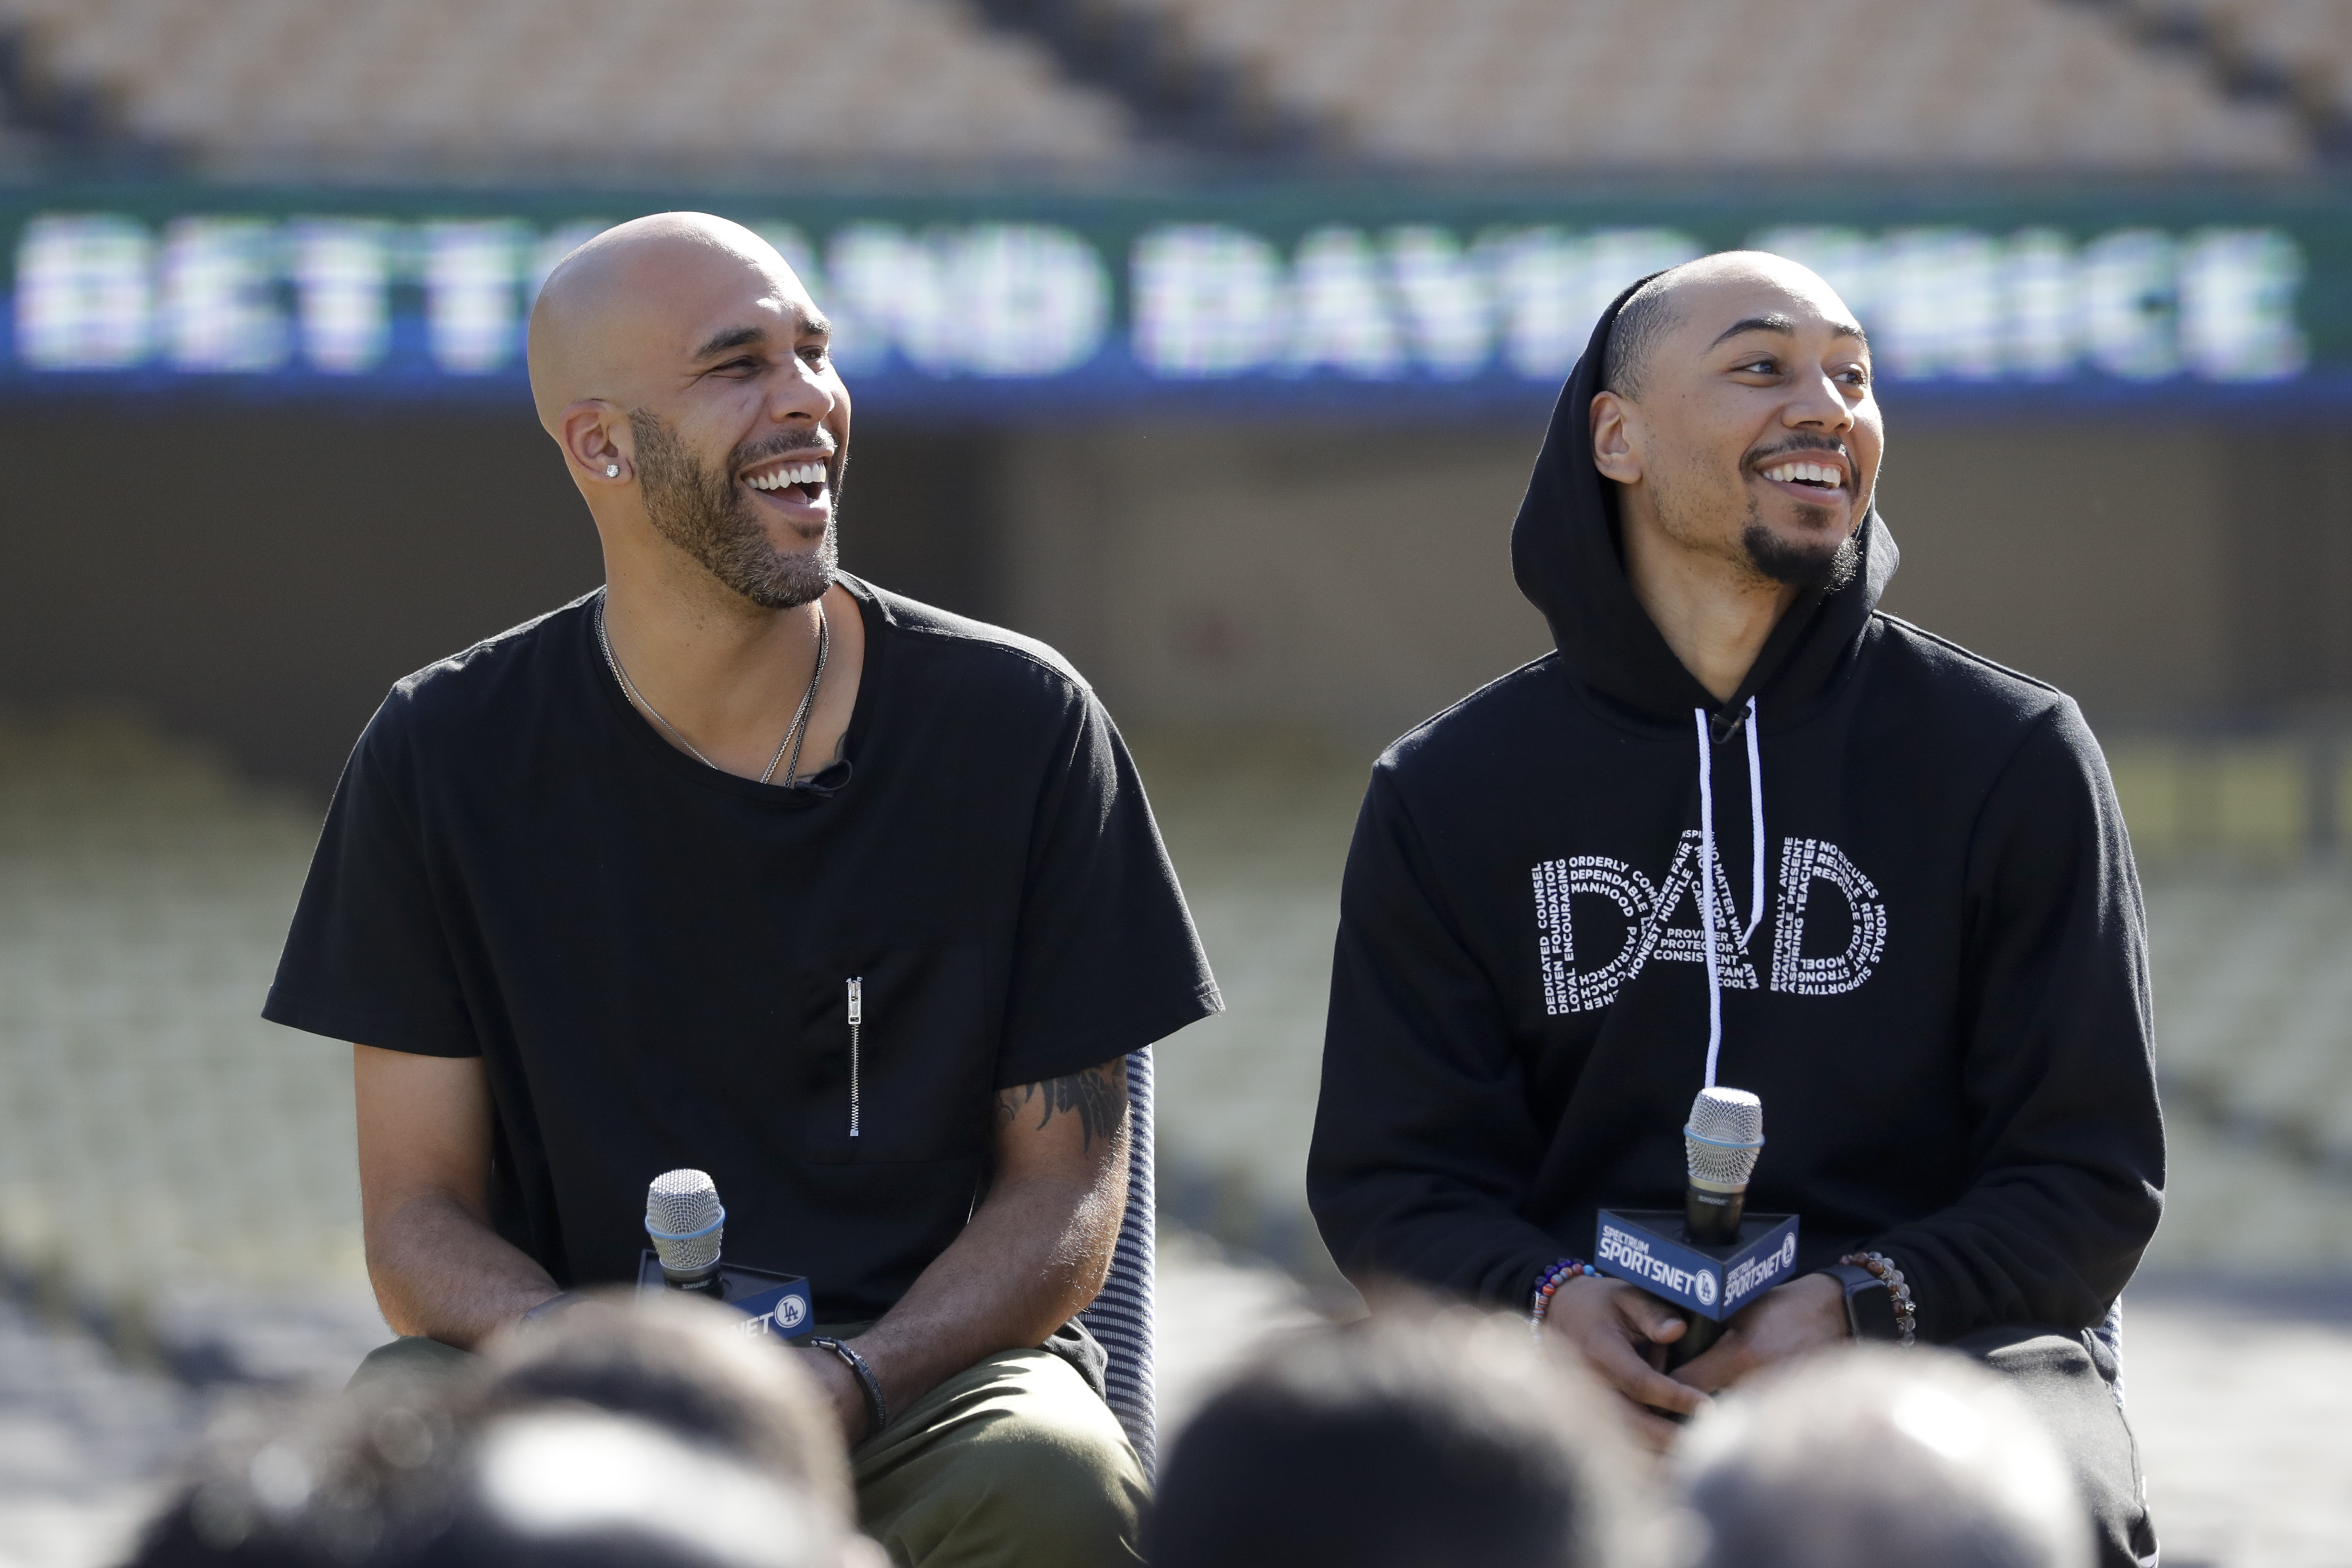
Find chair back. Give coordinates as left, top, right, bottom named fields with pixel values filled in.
left=2091, top=1294, right=2126, bottom=1407
left=1078, top=1046, right=1157, bottom=1476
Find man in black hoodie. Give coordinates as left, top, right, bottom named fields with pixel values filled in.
left=1308, top=253, right=2161, bottom=1564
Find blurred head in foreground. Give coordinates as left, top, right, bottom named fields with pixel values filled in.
left=472, top=1290, right=852, bottom=1519
left=1675, top=1346, right=2092, bottom=1568
left=131, top=1293, right=874, bottom=1568
left=1147, top=1297, right=1650, bottom=1568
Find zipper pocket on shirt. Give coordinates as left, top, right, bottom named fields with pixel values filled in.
left=796, top=946, right=984, bottom=1164
left=846, top=977, right=863, bottom=1139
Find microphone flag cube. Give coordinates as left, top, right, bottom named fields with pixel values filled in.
left=635, top=1251, right=815, bottom=1342
left=1594, top=1208, right=1800, bottom=1322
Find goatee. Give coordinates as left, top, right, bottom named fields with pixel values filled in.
left=629, top=408, right=838, bottom=610
left=1742, top=508, right=1858, bottom=594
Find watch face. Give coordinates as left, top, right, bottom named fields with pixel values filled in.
left=1846, top=1281, right=1900, bottom=1342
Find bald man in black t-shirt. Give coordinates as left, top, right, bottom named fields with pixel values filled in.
left=267, top=213, right=1219, bottom=1568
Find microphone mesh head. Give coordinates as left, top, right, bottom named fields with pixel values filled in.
left=1685, top=1087, right=1765, bottom=1187
left=645, top=1168, right=724, bottom=1273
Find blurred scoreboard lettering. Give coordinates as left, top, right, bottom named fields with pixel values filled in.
left=1, top=186, right=2331, bottom=413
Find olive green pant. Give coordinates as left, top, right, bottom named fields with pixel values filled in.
left=350, top=1331, right=1146, bottom=1568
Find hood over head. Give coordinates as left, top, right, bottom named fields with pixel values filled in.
left=1509, top=272, right=1898, bottom=733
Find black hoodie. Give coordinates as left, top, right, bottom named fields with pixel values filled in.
left=1307, top=284, right=2164, bottom=1343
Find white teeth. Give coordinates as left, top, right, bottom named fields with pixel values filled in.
left=747, top=464, right=827, bottom=491
left=1766, top=461, right=1842, bottom=488
left=749, top=462, right=827, bottom=491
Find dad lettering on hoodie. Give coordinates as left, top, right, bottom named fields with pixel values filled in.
left=1533, top=831, right=1890, bottom=1014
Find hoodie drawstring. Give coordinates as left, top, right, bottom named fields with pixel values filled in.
left=1694, top=696, right=1763, bottom=1090
left=1742, top=705, right=1765, bottom=948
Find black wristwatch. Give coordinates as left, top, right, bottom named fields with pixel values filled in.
left=1821, top=1264, right=1900, bottom=1341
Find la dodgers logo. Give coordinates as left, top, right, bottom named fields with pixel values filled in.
left=1533, top=833, right=1888, bottom=1015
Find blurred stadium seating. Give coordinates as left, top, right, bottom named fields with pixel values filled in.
left=0, top=0, right=1137, bottom=178
left=0, top=0, right=2333, bottom=175
left=2124, top=0, right=2352, bottom=140
left=2106, top=736, right=2341, bottom=864
left=0, top=713, right=361, bottom=1336
left=2150, top=868, right=2352, bottom=1172
left=1130, top=0, right=2311, bottom=169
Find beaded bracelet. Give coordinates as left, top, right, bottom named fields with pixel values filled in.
left=1528, top=1257, right=1600, bottom=1342
left=1839, top=1251, right=1918, bottom=1347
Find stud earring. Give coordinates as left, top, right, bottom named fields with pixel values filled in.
left=605, top=464, right=620, bottom=478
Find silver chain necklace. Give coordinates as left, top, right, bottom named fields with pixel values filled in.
left=595, top=588, right=830, bottom=787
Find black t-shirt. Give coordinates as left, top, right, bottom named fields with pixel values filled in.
left=265, top=577, right=1220, bottom=1319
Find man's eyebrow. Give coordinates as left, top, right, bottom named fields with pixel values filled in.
left=690, top=310, right=831, bottom=362
left=1710, top=313, right=1871, bottom=348
left=690, top=325, right=767, bottom=361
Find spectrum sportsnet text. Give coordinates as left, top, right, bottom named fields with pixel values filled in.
left=1596, top=1223, right=1721, bottom=1307
left=1726, top=1232, right=1799, bottom=1303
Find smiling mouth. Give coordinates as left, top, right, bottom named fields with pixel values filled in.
left=740, top=456, right=830, bottom=503
left=1757, top=457, right=1847, bottom=495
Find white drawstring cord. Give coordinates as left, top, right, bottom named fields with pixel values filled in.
left=1695, top=697, right=1766, bottom=1090
left=1695, top=709, right=1725, bottom=1090
left=1743, top=697, right=1765, bottom=947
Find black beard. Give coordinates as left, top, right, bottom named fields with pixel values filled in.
left=1742, top=506, right=1859, bottom=594
left=629, top=409, right=838, bottom=610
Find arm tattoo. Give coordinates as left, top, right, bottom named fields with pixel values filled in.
left=995, top=1058, right=1128, bottom=1153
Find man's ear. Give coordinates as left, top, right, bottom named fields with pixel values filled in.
left=1590, top=391, right=1642, bottom=484
left=557, top=400, right=633, bottom=485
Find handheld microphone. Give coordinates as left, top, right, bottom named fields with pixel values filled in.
left=645, top=1168, right=726, bottom=1290
left=1668, top=1087, right=1766, bottom=1367
left=1683, top=1087, right=1765, bottom=1246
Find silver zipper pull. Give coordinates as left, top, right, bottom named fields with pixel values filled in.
left=847, top=977, right=863, bottom=1140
